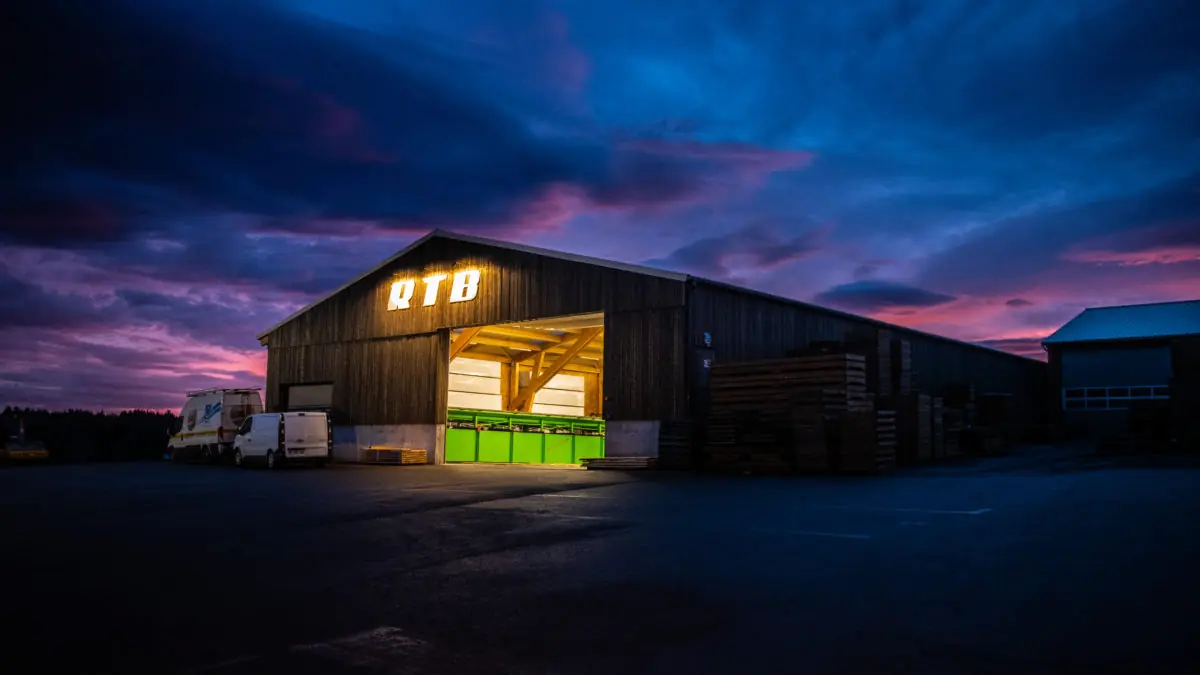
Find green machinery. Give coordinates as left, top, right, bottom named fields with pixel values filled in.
left=445, top=408, right=605, bottom=464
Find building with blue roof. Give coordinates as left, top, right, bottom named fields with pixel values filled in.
left=1042, top=299, right=1200, bottom=440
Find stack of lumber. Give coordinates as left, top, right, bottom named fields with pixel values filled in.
left=891, top=339, right=915, bottom=395
left=826, top=407, right=895, bottom=474
left=705, top=353, right=871, bottom=473
left=931, top=397, right=946, bottom=459
left=944, top=383, right=978, bottom=428
left=845, top=329, right=895, bottom=399
left=943, top=408, right=965, bottom=457
left=657, top=420, right=693, bottom=469
left=896, top=394, right=932, bottom=465
left=875, top=407, right=898, bottom=469
left=362, top=446, right=427, bottom=465
left=581, top=456, right=657, bottom=470
left=792, top=418, right=831, bottom=472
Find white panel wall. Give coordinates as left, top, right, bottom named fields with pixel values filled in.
left=523, top=372, right=585, bottom=417
left=448, top=358, right=502, bottom=411
left=449, top=358, right=587, bottom=417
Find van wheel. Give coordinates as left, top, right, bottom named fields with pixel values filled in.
left=266, top=450, right=278, bottom=470
left=201, top=445, right=212, bottom=463
left=234, top=449, right=244, bottom=468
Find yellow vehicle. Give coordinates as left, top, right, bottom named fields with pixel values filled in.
left=1, top=444, right=50, bottom=462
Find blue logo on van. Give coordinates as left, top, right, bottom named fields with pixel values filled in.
left=201, top=402, right=223, bottom=425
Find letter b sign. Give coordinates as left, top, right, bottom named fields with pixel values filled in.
left=387, top=268, right=479, bottom=311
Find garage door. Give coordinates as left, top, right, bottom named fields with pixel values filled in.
left=286, top=383, right=333, bottom=411
left=445, top=409, right=605, bottom=464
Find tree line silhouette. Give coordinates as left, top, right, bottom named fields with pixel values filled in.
left=2, top=407, right=177, bottom=462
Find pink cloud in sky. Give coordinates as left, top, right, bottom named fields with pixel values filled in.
left=1062, top=220, right=1200, bottom=266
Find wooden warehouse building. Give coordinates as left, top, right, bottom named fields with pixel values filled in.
left=257, top=230, right=1047, bottom=465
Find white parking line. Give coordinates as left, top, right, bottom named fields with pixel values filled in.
left=536, top=492, right=606, bottom=499
left=808, top=505, right=993, bottom=516
left=751, top=527, right=872, bottom=540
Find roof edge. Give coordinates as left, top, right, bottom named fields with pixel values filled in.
left=256, top=229, right=687, bottom=341
left=692, top=277, right=1044, bottom=364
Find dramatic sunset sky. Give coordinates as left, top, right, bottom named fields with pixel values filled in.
left=3, top=0, right=1198, bottom=411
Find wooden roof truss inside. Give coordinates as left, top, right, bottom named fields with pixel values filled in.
left=450, top=313, right=604, bottom=413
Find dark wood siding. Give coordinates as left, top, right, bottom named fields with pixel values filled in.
left=267, top=238, right=686, bottom=349
left=688, top=281, right=1047, bottom=424
left=263, top=236, right=688, bottom=425
left=603, top=308, right=688, bottom=420
left=265, top=332, right=448, bottom=426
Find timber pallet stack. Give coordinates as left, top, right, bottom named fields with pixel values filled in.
left=827, top=407, right=895, bottom=474
left=891, top=339, right=915, bottom=396
left=845, top=329, right=895, bottom=399
left=582, top=456, right=658, bottom=470
left=931, top=397, right=946, bottom=459
left=875, top=408, right=898, bottom=470
left=705, top=353, right=872, bottom=473
left=943, top=408, right=965, bottom=457
left=896, top=394, right=932, bottom=466
left=657, top=420, right=693, bottom=469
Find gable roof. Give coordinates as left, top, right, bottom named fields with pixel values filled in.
left=257, top=229, right=1041, bottom=364
left=256, top=229, right=687, bottom=341
left=1042, top=299, right=1200, bottom=346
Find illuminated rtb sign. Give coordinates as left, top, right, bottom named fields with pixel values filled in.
left=387, top=269, right=480, bottom=311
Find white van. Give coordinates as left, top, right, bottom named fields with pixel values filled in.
left=168, top=388, right=263, bottom=462
left=232, top=412, right=331, bottom=469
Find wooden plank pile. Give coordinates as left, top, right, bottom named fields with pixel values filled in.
left=891, top=339, right=915, bottom=395
left=943, top=408, right=965, bottom=457
left=581, top=456, right=658, bottom=470
left=657, top=420, right=693, bottom=469
left=845, top=329, right=894, bottom=399
left=362, top=446, right=428, bottom=465
left=931, top=397, right=946, bottom=459
left=705, top=353, right=882, bottom=474
left=944, top=383, right=978, bottom=428
left=895, top=394, right=932, bottom=466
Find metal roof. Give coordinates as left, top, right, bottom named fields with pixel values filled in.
left=1042, top=299, right=1200, bottom=345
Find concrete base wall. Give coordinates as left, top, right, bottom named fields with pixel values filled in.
left=332, top=424, right=443, bottom=464
left=605, top=421, right=660, bottom=458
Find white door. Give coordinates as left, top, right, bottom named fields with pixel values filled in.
left=281, top=414, right=329, bottom=458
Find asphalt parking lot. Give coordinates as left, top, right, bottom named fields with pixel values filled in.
left=2, top=447, right=1199, bottom=675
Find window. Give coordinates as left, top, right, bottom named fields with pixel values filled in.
left=239, top=417, right=253, bottom=434
left=1062, top=385, right=1169, bottom=410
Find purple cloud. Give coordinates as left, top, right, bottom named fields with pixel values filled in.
left=814, top=280, right=958, bottom=313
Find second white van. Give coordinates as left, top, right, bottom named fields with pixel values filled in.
left=232, top=412, right=331, bottom=469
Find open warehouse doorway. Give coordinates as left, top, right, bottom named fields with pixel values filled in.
left=444, top=312, right=606, bottom=464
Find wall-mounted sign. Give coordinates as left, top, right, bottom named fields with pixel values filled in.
left=388, top=269, right=480, bottom=311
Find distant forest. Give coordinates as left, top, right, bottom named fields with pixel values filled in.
left=1, top=407, right=177, bottom=462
